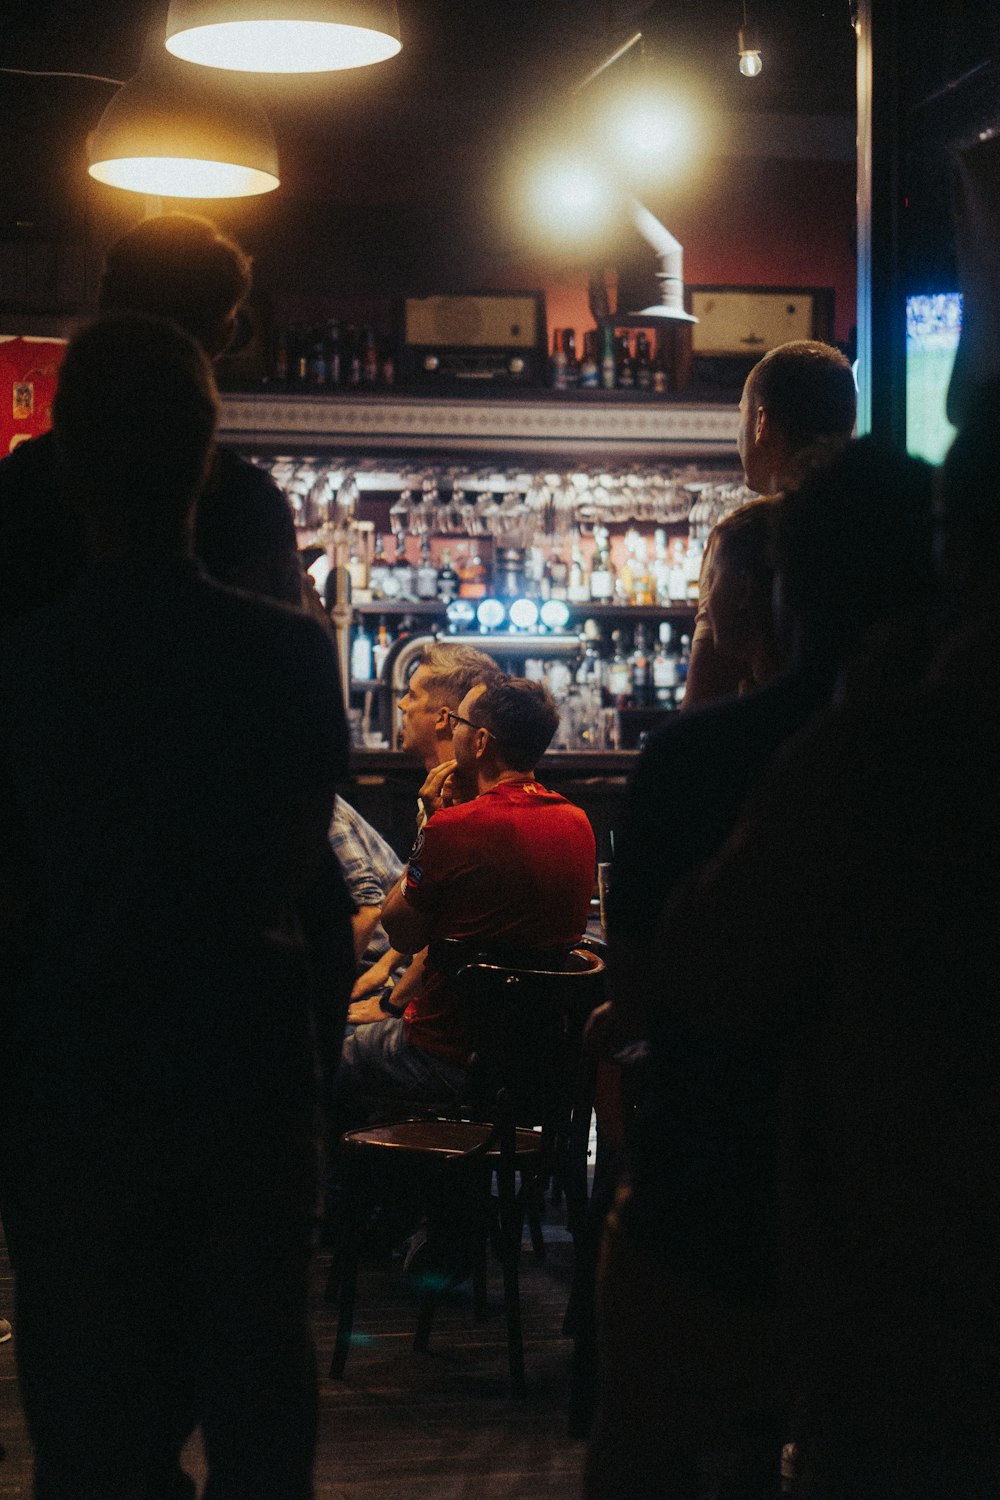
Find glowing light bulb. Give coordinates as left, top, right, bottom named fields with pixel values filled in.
left=739, top=48, right=763, bottom=77
left=525, top=153, right=615, bottom=241
left=599, top=89, right=694, bottom=179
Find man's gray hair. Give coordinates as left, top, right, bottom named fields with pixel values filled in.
left=417, top=642, right=502, bottom=708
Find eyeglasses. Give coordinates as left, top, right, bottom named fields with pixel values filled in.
left=444, top=708, right=487, bottom=734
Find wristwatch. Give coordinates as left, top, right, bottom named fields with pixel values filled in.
left=379, top=979, right=406, bottom=1018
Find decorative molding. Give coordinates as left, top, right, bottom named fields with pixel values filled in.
left=218, top=392, right=739, bottom=458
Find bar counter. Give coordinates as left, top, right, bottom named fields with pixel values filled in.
left=347, top=747, right=635, bottom=860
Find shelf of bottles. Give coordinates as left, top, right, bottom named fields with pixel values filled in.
left=253, top=452, right=751, bottom=751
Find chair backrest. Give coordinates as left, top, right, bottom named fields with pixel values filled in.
left=454, top=947, right=605, bottom=1129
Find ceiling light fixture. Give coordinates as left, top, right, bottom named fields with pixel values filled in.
left=87, top=47, right=279, bottom=197
left=164, top=0, right=401, bottom=74
left=524, top=31, right=698, bottom=326
left=738, top=0, right=763, bottom=77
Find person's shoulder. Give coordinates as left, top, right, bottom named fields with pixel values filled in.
left=197, top=572, right=327, bottom=649
left=198, top=446, right=296, bottom=549
left=0, top=430, right=56, bottom=477
left=212, top=446, right=284, bottom=497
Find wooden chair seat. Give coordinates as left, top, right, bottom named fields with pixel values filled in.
left=340, top=1118, right=547, bottom=1162
left=327, top=945, right=605, bottom=1396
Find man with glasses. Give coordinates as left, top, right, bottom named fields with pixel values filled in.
left=336, top=676, right=595, bottom=1110
left=342, top=641, right=501, bottom=1029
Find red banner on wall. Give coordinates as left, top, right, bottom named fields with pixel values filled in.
left=0, top=335, right=67, bottom=456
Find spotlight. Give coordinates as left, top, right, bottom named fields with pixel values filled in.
left=524, top=152, right=616, bottom=242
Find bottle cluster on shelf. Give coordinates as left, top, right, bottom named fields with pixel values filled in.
left=549, top=326, right=669, bottom=393
left=267, top=321, right=394, bottom=391
left=348, top=613, right=692, bottom=751
left=342, top=525, right=702, bottom=610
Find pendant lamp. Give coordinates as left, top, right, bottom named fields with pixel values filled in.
left=88, top=47, right=279, bottom=197
left=164, top=0, right=401, bottom=74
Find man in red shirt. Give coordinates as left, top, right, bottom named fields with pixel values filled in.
left=336, top=676, right=596, bottom=1108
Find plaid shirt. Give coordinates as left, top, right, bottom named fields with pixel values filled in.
left=328, top=796, right=404, bottom=961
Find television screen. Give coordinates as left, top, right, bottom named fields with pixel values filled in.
left=906, top=292, right=962, bottom=463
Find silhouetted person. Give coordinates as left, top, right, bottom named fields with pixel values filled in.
left=0, top=313, right=349, bottom=1499
left=634, top=406, right=1000, bottom=1498
left=0, top=213, right=304, bottom=629
left=685, top=340, right=856, bottom=709
left=588, top=440, right=936, bottom=1500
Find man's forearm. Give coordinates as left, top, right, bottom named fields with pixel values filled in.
left=381, top=876, right=435, bottom=954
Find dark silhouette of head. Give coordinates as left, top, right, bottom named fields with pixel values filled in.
left=739, top=340, right=857, bottom=494
left=53, top=312, right=218, bottom=555
left=98, top=213, right=252, bottom=359
left=702, top=496, right=784, bottom=686
left=774, top=437, right=936, bottom=671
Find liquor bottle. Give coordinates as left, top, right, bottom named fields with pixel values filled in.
left=368, top=532, right=390, bottom=599
left=524, top=545, right=546, bottom=600
left=563, top=329, right=579, bottom=389
left=616, top=332, right=635, bottom=390
left=607, top=629, right=631, bottom=706
left=372, top=617, right=393, bottom=678
left=579, top=330, right=599, bottom=389
left=674, top=632, right=692, bottom=707
left=652, top=332, right=668, bottom=394
left=652, top=528, right=672, bottom=604
left=361, top=325, right=379, bottom=385
left=350, top=621, right=373, bottom=682
left=629, top=623, right=652, bottom=706
left=589, top=527, right=615, bottom=602
left=668, top=540, right=688, bottom=604
left=437, top=549, right=459, bottom=603
left=291, top=323, right=309, bottom=386
left=568, top=542, right=591, bottom=603
left=632, top=534, right=656, bottom=606
left=458, top=547, right=488, bottom=600
left=576, top=619, right=603, bottom=689
left=307, top=325, right=329, bottom=387
left=415, top=534, right=439, bottom=599
left=685, top=534, right=704, bottom=603
left=547, top=549, right=569, bottom=600
left=652, top=621, right=677, bottom=705
left=618, top=530, right=637, bottom=603
left=325, top=319, right=342, bottom=387
left=390, top=539, right=415, bottom=602
left=381, top=350, right=395, bottom=386
left=635, top=331, right=653, bottom=391
left=550, top=328, right=568, bottom=391
left=347, top=534, right=369, bottom=601
left=345, top=325, right=362, bottom=387
left=496, top=547, right=524, bottom=599
left=599, top=324, right=617, bottom=390
left=272, top=325, right=290, bottom=384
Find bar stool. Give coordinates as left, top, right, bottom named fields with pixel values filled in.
left=328, top=945, right=605, bottom=1396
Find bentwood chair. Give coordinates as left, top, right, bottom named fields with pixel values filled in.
left=327, top=945, right=605, bottom=1397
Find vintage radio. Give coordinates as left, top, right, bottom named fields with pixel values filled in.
left=397, top=292, right=546, bottom=385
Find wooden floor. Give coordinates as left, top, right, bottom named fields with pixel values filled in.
left=0, top=1213, right=588, bottom=1498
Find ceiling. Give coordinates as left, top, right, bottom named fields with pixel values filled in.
left=1, top=0, right=857, bottom=200
left=1, top=0, right=859, bottom=314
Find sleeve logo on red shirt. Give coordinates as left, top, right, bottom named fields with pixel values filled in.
left=409, top=828, right=425, bottom=859
left=406, top=863, right=423, bottom=886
